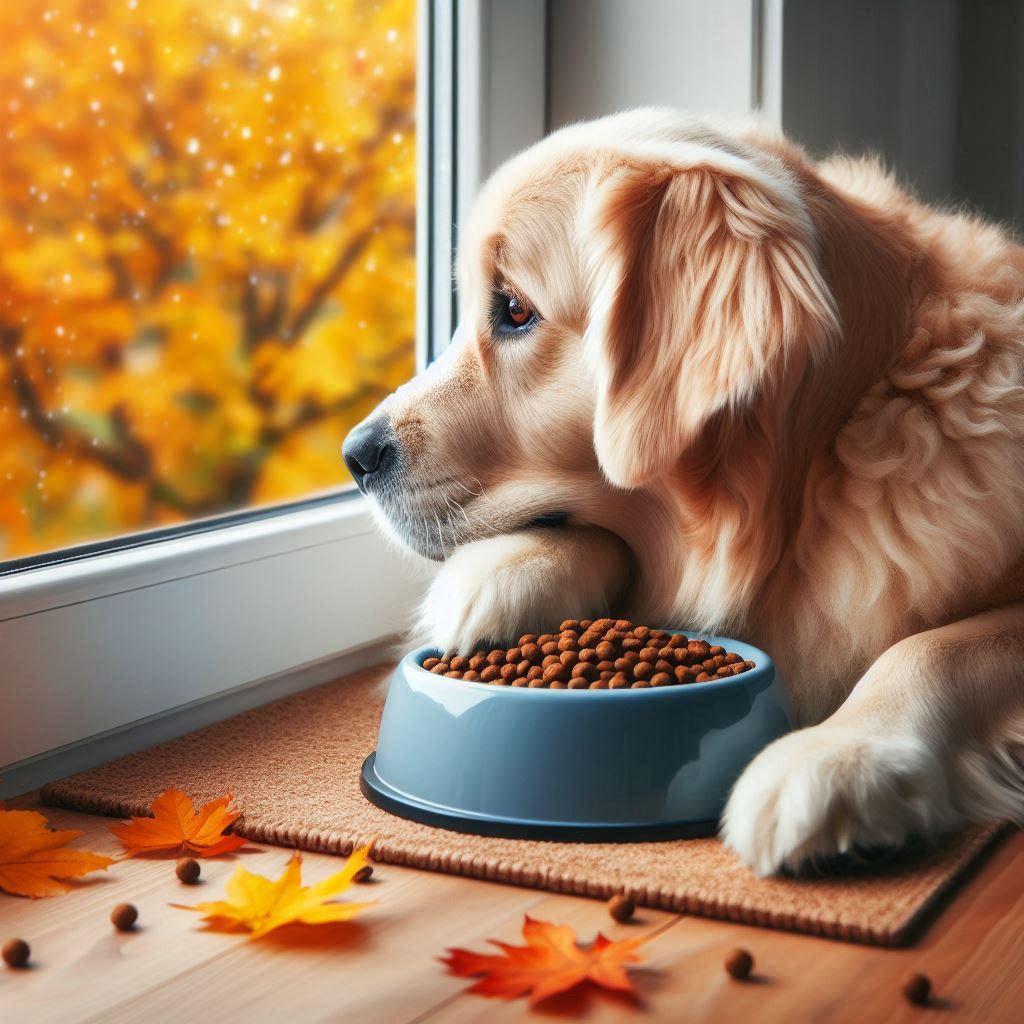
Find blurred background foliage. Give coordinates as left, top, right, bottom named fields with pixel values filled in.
left=0, top=0, right=416, bottom=559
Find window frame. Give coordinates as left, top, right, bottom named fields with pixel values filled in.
left=0, top=0, right=548, bottom=795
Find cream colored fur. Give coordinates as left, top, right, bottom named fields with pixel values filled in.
left=352, top=109, right=1024, bottom=875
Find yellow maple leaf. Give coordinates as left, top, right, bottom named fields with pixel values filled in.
left=0, top=809, right=115, bottom=898
left=173, top=845, right=375, bottom=939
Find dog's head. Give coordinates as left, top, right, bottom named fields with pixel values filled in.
left=344, top=110, right=840, bottom=585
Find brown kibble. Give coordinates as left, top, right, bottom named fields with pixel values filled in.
left=599, top=670, right=615, bottom=681
left=614, top=619, right=633, bottom=631
left=655, top=659, right=674, bottom=673
left=500, top=663, right=517, bottom=681
left=511, top=676, right=528, bottom=686
left=724, top=948, right=753, bottom=980
left=609, top=673, right=630, bottom=689
left=423, top=657, right=441, bottom=671
left=111, top=903, right=138, bottom=932
left=578, top=630, right=601, bottom=647
left=567, top=677, right=589, bottom=689
left=633, top=661, right=653, bottom=680
left=577, top=647, right=598, bottom=662
left=650, top=629, right=670, bottom=641
left=505, top=647, right=522, bottom=664
left=536, top=634, right=553, bottom=646
left=603, top=629, right=624, bottom=643
left=633, top=625, right=650, bottom=640
left=521, top=642, right=541, bottom=662
left=559, top=619, right=580, bottom=632
left=589, top=678, right=609, bottom=689
left=674, top=666, right=690, bottom=684
left=613, top=657, right=633, bottom=673
left=2, top=938, right=30, bottom=968
left=462, top=670, right=480, bottom=681
left=579, top=619, right=593, bottom=629
left=468, top=654, right=486, bottom=671
left=631, top=680, right=650, bottom=688
left=516, top=660, right=531, bottom=676
left=608, top=893, right=635, bottom=922
left=557, top=637, right=578, bottom=653
left=353, top=865, right=374, bottom=883
left=638, top=646, right=659, bottom=662
left=528, top=676, right=547, bottom=687
left=709, top=644, right=726, bottom=656
left=667, top=633, right=688, bottom=648
left=595, top=640, right=616, bottom=660
left=621, top=637, right=643, bottom=651
left=449, top=656, right=469, bottom=672
left=650, top=672, right=674, bottom=687
left=518, top=634, right=538, bottom=646
left=596, top=660, right=616, bottom=673
left=688, top=640, right=711, bottom=657
left=176, top=858, right=201, bottom=884
left=695, top=672, right=714, bottom=682
left=527, top=665, right=544, bottom=680
left=543, top=663, right=568, bottom=684
left=559, top=649, right=579, bottom=667
left=571, top=661, right=597, bottom=680
left=541, top=641, right=559, bottom=656
left=549, top=680, right=567, bottom=689
left=444, top=670, right=462, bottom=678
left=480, top=665, right=500, bottom=682
left=542, top=654, right=561, bottom=668
left=486, top=650, right=505, bottom=666
left=902, top=973, right=931, bottom=1006
left=430, top=662, right=449, bottom=675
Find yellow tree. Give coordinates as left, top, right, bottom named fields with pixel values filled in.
left=0, top=0, right=416, bottom=558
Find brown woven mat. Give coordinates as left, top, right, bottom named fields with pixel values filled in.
left=41, top=663, right=1005, bottom=946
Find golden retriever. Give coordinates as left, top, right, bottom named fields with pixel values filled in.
left=342, top=109, right=1024, bottom=875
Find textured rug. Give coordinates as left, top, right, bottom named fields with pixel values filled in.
left=41, top=663, right=1005, bottom=946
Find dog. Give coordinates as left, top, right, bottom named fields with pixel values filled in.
left=342, top=108, right=1024, bottom=875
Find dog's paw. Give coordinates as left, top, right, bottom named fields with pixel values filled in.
left=720, top=724, right=961, bottom=876
left=411, top=527, right=629, bottom=654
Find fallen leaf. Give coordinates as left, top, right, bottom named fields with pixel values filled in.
left=0, top=808, right=114, bottom=898
left=441, top=915, right=647, bottom=1005
left=110, top=788, right=248, bottom=858
left=173, top=845, right=375, bottom=938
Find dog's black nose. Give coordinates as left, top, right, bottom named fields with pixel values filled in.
left=342, top=417, right=395, bottom=493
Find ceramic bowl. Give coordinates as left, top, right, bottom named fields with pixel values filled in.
left=360, top=631, right=792, bottom=840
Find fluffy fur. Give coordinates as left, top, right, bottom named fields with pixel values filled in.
left=351, top=109, right=1024, bottom=875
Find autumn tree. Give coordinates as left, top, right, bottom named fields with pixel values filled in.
left=0, top=0, right=416, bottom=558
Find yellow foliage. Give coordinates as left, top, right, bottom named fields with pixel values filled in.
left=0, top=0, right=416, bottom=558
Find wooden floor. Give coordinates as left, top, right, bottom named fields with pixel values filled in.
left=2, top=795, right=1022, bottom=1024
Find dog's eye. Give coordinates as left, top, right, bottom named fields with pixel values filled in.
left=493, top=292, right=538, bottom=334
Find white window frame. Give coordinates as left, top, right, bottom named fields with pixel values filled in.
left=0, top=0, right=547, bottom=796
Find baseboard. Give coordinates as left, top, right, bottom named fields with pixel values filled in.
left=1, top=637, right=399, bottom=799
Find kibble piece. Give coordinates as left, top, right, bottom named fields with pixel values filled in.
left=543, top=663, right=568, bottom=685
left=518, top=633, right=538, bottom=646
left=650, top=629, right=670, bottom=641
left=608, top=893, right=635, bottom=922
left=528, top=676, right=546, bottom=687
left=579, top=619, right=593, bottom=629
left=521, top=642, right=541, bottom=662
left=560, top=649, right=579, bottom=667
left=591, top=617, right=615, bottom=632
left=589, top=678, right=609, bottom=689
left=541, top=654, right=561, bottom=669
left=449, top=656, right=469, bottom=672
left=571, top=662, right=597, bottom=681
left=461, top=670, right=479, bottom=681
left=480, top=665, right=500, bottom=682
left=578, top=630, right=602, bottom=647
left=650, top=672, right=674, bottom=687
left=614, top=619, right=633, bottom=631
left=902, top=973, right=931, bottom=1005
left=603, top=629, right=624, bottom=643
left=423, top=657, right=441, bottom=671
left=638, top=646, right=659, bottom=662
left=505, top=647, right=522, bottom=664
left=559, top=619, right=580, bottom=631
left=631, top=680, right=650, bottom=688
left=111, top=903, right=138, bottom=932
left=2, top=938, right=30, bottom=968
left=541, top=641, right=559, bottom=656
left=595, top=640, right=616, bottom=661
left=353, top=865, right=374, bottom=883
left=176, top=858, right=201, bottom=884
left=667, top=633, right=688, bottom=648
left=621, top=637, right=643, bottom=651
left=709, top=644, right=726, bottom=656
left=527, top=665, right=544, bottom=681
left=486, top=650, right=505, bottom=666
left=468, top=654, right=486, bottom=671
left=609, top=673, right=630, bottom=689
left=499, top=663, right=517, bottom=681
left=511, top=676, right=529, bottom=686
left=599, top=670, right=615, bottom=681
left=674, top=666, right=690, bottom=684
left=536, top=634, right=553, bottom=647
left=724, top=948, right=753, bottom=980
left=596, top=660, right=616, bottom=673
left=695, top=672, right=714, bottom=682
left=444, top=670, right=462, bottom=678
left=655, top=659, right=674, bottom=673
left=430, top=662, right=449, bottom=675
left=567, top=677, right=589, bottom=689
left=577, top=647, right=598, bottom=663
left=633, top=661, right=653, bottom=680
left=557, top=637, right=578, bottom=653
left=549, top=680, right=567, bottom=689
left=516, top=659, right=531, bottom=677
left=633, top=625, right=650, bottom=640
left=688, top=640, right=711, bottom=657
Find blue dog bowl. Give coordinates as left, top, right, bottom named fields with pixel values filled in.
left=360, top=631, right=792, bottom=841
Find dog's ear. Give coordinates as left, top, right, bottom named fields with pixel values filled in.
left=584, top=158, right=838, bottom=488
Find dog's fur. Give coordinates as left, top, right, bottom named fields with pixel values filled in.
left=353, top=109, right=1024, bottom=875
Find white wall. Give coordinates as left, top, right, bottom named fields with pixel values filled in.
left=547, top=0, right=758, bottom=129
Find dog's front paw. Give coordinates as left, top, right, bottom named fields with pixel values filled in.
left=411, top=527, right=629, bottom=654
left=721, top=725, right=961, bottom=876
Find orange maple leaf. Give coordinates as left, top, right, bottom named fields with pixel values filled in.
left=109, top=788, right=248, bottom=858
left=173, top=846, right=375, bottom=938
left=0, top=809, right=114, bottom=898
left=441, top=915, right=647, bottom=1005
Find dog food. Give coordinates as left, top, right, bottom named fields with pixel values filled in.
left=902, top=973, right=932, bottom=1005
left=724, top=948, right=754, bottom=980
left=423, top=619, right=756, bottom=689
left=2, top=938, right=29, bottom=969
left=110, top=903, right=138, bottom=932
left=607, top=893, right=636, bottom=922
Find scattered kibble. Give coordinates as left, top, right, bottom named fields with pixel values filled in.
left=607, top=893, right=635, bottom=923
left=353, top=865, right=374, bottom=883
left=175, top=857, right=201, bottom=884
left=425, top=619, right=756, bottom=689
left=110, top=903, right=138, bottom=932
left=2, top=938, right=30, bottom=969
left=902, top=972, right=932, bottom=1005
left=724, top=948, right=754, bottom=980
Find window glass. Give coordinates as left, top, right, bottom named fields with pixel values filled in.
left=0, top=0, right=416, bottom=560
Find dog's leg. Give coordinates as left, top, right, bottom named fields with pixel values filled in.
left=722, top=604, right=1024, bottom=875
left=410, top=526, right=631, bottom=654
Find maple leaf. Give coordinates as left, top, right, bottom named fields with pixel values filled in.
left=441, top=915, right=648, bottom=1005
left=173, top=845, right=376, bottom=939
left=0, top=809, right=114, bottom=898
left=109, top=788, right=248, bottom=858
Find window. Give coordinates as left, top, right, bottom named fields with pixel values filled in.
left=1, top=0, right=416, bottom=563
